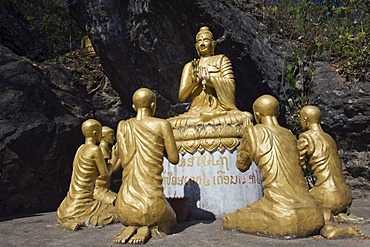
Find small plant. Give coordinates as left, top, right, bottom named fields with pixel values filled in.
left=285, top=42, right=322, bottom=135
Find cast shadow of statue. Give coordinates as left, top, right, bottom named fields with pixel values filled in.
left=173, top=179, right=215, bottom=233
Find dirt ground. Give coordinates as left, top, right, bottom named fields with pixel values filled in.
left=1, top=198, right=370, bottom=247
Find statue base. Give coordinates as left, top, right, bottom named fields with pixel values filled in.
left=163, top=150, right=263, bottom=219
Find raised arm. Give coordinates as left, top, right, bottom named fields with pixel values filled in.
left=162, top=121, right=179, bottom=165
left=116, top=120, right=126, bottom=168
left=297, top=132, right=314, bottom=167
left=236, top=126, right=254, bottom=172
left=178, top=61, right=200, bottom=102
left=94, top=146, right=110, bottom=178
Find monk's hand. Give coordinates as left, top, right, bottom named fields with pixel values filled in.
left=111, top=144, right=118, bottom=157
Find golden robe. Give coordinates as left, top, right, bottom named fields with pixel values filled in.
left=223, top=124, right=324, bottom=238
left=115, top=119, right=176, bottom=233
left=169, top=54, right=248, bottom=127
left=298, top=130, right=352, bottom=215
left=57, top=145, right=117, bottom=230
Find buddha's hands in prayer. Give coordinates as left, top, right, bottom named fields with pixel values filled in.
left=191, top=59, right=201, bottom=85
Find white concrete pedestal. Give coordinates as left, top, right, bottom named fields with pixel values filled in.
left=162, top=150, right=263, bottom=219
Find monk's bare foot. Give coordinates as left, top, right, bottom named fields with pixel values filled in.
left=336, top=213, right=366, bottom=224
left=128, top=226, right=150, bottom=244
left=348, top=225, right=364, bottom=237
left=151, top=226, right=166, bottom=239
left=321, top=224, right=364, bottom=239
left=113, top=226, right=137, bottom=244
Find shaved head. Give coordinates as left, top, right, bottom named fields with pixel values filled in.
left=132, top=88, right=156, bottom=109
left=253, top=95, right=279, bottom=117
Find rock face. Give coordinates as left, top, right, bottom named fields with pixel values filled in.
left=0, top=45, right=80, bottom=216
left=0, top=1, right=51, bottom=61
left=0, top=45, right=126, bottom=217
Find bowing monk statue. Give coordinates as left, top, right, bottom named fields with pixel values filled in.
left=298, top=106, right=353, bottom=221
left=223, top=95, right=325, bottom=238
left=93, top=126, right=120, bottom=205
left=114, top=88, right=179, bottom=244
left=168, top=26, right=251, bottom=127
left=57, top=119, right=117, bottom=230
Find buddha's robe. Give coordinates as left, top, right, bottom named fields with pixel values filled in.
left=93, top=142, right=117, bottom=205
left=115, top=119, right=176, bottom=233
left=168, top=54, right=249, bottom=127
left=57, top=145, right=117, bottom=230
left=223, top=124, right=324, bottom=238
left=298, top=130, right=352, bottom=215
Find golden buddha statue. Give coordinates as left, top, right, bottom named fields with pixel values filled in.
left=114, top=88, right=179, bottom=244
left=57, top=119, right=117, bottom=230
left=298, top=105, right=353, bottom=218
left=168, top=26, right=252, bottom=153
left=80, top=25, right=96, bottom=56
left=93, top=126, right=120, bottom=205
left=223, top=95, right=325, bottom=238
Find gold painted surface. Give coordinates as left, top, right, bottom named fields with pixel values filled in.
left=93, top=126, right=119, bottom=205
left=114, top=88, right=179, bottom=244
left=168, top=26, right=252, bottom=152
left=80, top=25, right=96, bottom=57
left=80, top=35, right=96, bottom=56
left=223, top=95, right=325, bottom=238
left=298, top=105, right=352, bottom=215
left=57, top=119, right=117, bottom=230
left=175, top=124, right=246, bottom=154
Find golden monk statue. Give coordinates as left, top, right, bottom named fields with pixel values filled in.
left=168, top=26, right=251, bottom=127
left=93, top=126, right=120, bottom=205
left=298, top=105, right=353, bottom=218
left=223, top=95, right=325, bottom=238
left=114, top=88, right=179, bottom=244
left=57, top=119, right=117, bottom=230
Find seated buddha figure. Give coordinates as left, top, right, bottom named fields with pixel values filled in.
left=168, top=26, right=251, bottom=128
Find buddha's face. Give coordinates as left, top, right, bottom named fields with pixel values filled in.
left=195, top=33, right=214, bottom=57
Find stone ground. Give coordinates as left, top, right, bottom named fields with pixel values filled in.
left=1, top=199, right=370, bottom=247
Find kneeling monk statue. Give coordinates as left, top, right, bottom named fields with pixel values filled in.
left=223, top=95, right=325, bottom=238
left=114, top=88, right=179, bottom=244
left=297, top=105, right=363, bottom=239
left=57, top=119, right=117, bottom=230
left=298, top=105, right=352, bottom=218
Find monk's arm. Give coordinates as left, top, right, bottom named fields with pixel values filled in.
left=297, top=133, right=314, bottom=167
left=94, top=146, right=110, bottom=178
left=116, top=120, right=125, bottom=168
left=179, top=62, right=199, bottom=102
left=236, top=126, right=253, bottom=172
left=110, top=144, right=121, bottom=173
left=163, top=121, right=179, bottom=165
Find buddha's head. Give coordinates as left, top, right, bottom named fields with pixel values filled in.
left=195, top=26, right=217, bottom=57
left=252, top=95, right=279, bottom=124
left=101, top=126, right=115, bottom=144
left=81, top=119, right=102, bottom=144
left=299, top=105, right=321, bottom=131
left=132, top=88, right=157, bottom=115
